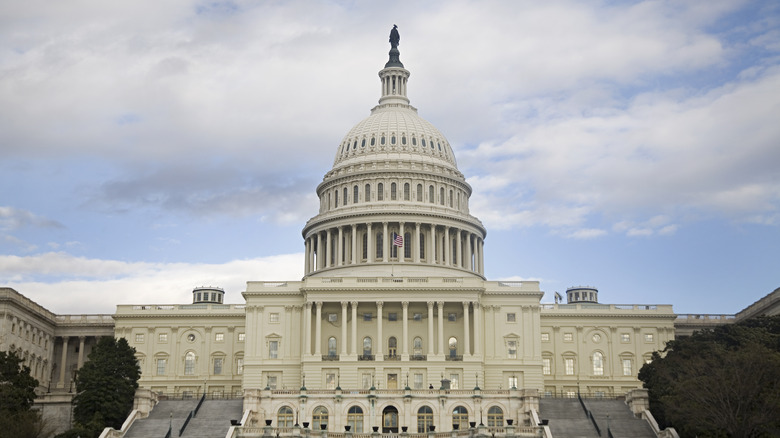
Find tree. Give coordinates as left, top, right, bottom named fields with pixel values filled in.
left=639, top=316, right=780, bottom=438
left=0, top=351, right=51, bottom=438
left=71, top=337, right=140, bottom=436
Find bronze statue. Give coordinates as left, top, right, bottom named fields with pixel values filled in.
left=389, top=24, right=400, bottom=49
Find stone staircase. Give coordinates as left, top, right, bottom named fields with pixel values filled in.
left=538, top=398, right=655, bottom=438
left=124, top=398, right=243, bottom=438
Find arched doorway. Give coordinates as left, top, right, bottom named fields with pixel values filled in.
left=382, top=406, right=399, bottom=433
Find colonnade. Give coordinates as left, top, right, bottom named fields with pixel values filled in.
left=302, top=300, right=482, bottom=360
left=54, top=335, right=93, bottom=389
left=304, top=222, right=484, bottom=276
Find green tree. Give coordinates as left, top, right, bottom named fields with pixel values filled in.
left=639, top=316, right=780, bottom=438
left=0, top=351, right=51, bottom=438
left=71, top=337, right=140, bottom=436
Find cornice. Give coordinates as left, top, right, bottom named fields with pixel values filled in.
left=302, top=209, right=486, bottom=237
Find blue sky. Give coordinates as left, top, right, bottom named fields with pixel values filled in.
left=1, top=0, right=778, bottom=314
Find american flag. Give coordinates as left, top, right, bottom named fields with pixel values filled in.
left=393, top=232, right=404, bottom=247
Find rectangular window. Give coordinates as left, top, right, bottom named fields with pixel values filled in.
left=213, top=358, right=223, bottom=375
left=413, top=313, right=422, bottom=321
left=267, top=375, right=277, bottom=389
left=450, top=373, right=459, bottom=389
left=215, top=333, right=224, bottom=342
left=362, top=373, right=372, bottom=389
left=564, top=333, right=574, bottom=342
left=448, top=313, right=457, bottom=322
left=238, top=333, right=245, bottom=342
left=158, top=333, right=168, bottom=342
left=621, top=333, right=630, bottom=342
left=622, top=359, right=633, bottom=376
left=541, top=333, right=550, bottom=342
left=508, top=376, right=518, bottom=389
left=644, top=333, right=654, bottom=342
left=542, top=358, right=551, bottom=375
left=236, top=358, right=244, bottom=375
left=507, top=340, right=517, bottom=359
left=506, top=313, right=516, bottom=322
left=328, top=313, right=338, bottom=322
left=135, top=333, right=144, bottom=343
left=269, top=341, right=279, bottom=358
left=157, top=358, right=166, bottom=375
left=414, top=373, right=423, bottom=389
left=326, top=373, right=336, bottom=389
left=388, top=313, right=397, bottom=322
left=363, top=313, right=372, bottom=322
left=269, top=313, right=280, bottom=323
left=565, top=358, right=575, bottom=375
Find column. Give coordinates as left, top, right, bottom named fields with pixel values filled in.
left=317, top=233, right=323, bottom=270
left=429, top=225, right=436, bottom=264
left=351, top=302, right=358, bottom=355
left=351, top=224, right=358, bottom=264
left=77, top=336, right=86, bottom=369
left=444, top=227, right=450, bottom=266
left=58, top=336, right=69, bottom=388
left=437, top=302, right=445, bottom=355
left=304, top=238, right=310, bottom=274
left=479, top=238, right=484, bottom=275
left=315, top=301, right=323, bottom=356
left=341, top=302, right=348, bottom=355
left=304, top=303, right=312, bottom=356
left=398, top=222, right=405, bottom=263
left=427, top=302, right=435, bottom=355
left=402, top=301, right=409, bottom=356
left=414, top=223, right=421, bottom=263
left=382, top=222, right=389, bottom=262
left=338, top=227, right=344, bottom=266
left=367, top=223, right=374, bottom=263
left=325, top=230, right=332, bottom=268
left=462, top=303, right=470, bottom=356
left=474, top=303, right=482, bottom=356
left=376, top=302, right=384, bottom=358
left=456, top=230, right=462, bottom=268
left=466, top=233, right=473, bottom=271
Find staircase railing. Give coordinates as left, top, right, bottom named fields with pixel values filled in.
left=194, top=392, right=206, bottom=417
left=179, top=411, right=193, bottom=436
left=578, top=393, right=602, bottom=436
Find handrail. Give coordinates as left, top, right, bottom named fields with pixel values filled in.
left=193, top=392, right=206, bottom=417
left=164, top=424, right=172, bottom=438
left=578, top=393, right=601, bottom=436
left=179, top=411, right=193, bottom=436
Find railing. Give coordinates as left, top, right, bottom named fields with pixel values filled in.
left=322, top=354, right=340, bottom=361
left=164, top=425, right=172, bottom=438
left=410, top=354, right=427, bottom=361
left=540, top=303, right=673, bottom=312
left=384, top=354, right=401, bottom=361
left=358, top=354, right=375, bottom=361
left=445, top=354, right=463, bottom=361
left=54, top=314, right=115, bottom=324
left=179, top=411, right=193, bottom=436
left=193, top=393, right=206, bottom=417
left=578, top=393, right=601, bottom=436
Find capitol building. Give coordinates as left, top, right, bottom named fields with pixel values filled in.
left=2, top=28, right=778, bottom=438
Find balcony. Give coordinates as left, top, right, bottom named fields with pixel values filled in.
left=445, top=355, right=463, bottom=361
left=322, top=354, right=339, bottom=361
left=358, top=354, right=375, bottom=361
left=384, top=354, right=400, bottom=361
left=410, top=354, right=427, bottom=361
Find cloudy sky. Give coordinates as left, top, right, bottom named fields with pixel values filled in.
left=1, top=0, right=778, bottom=315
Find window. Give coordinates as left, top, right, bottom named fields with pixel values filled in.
left=158, top=333, right=168, bottom=342
left=623, top=359, right=633, bottom=376
left=363, top=337, right=372, bottom=356
left=326, top=372, right=336, bottom=389
left=238, top=333, right=245, bottom=342
left=402, top=135, right=406, bottom=145
left=278, top=407, right=294, bottom=428
left=565, top=358, right=575, bottom=375
left=507, top=340, right=517, bottom=359
left=541, top=333, right=550, bottom=342
left=417, top=406, right=433, bottom=433
left=403, top=183, right=410, bottom=200
left=449, top=189, right=453, bottom=207
left=644, top=333, right=654, bottom=343
left=376, top=232, right=383, bottom=259
left=448, top=336, right=458, bottom=357
left=213, top=357, right=223, bottom=375
left=371, top=136, right=376, bottom=146
left=267, top=375, right=277, bottom=389
left=391, top=135, right=396, bottom=145
left=414, top=373, right=423, bottom=389
left=564, top=333, right=574, bottom=342
left=157, top=358, right=166, bottom=375
left=269, top=341, right=279, bottom=358
left=508, top=376, right=518, bottom=389
left=413, top=337, right=423, bottom=356
left=416, top=184, right=422, bottom=201
left=388, top=337, right=397, bottom=356
left=593, top=352, right=604, bottom=376
left=135, top=333, right=144, bottom=343
left=404, top=232, right=411, bottom=258
left=348, top=406, right=364, bottom=433
left=236, top=358, right=244, bottom=375
left=215, top=333, right=224, bottom=342
left=328, top=313, right=338, bottom=322
left=269, top=313, right=280, bottom=323
left=391, top=182, right=397, bottom=200
left=621, top=333, right=630, bottom=343
left=353, top=185, right=359, bottom=204
left=343, top=187, right=348, bottom=205
left=506, top=313, right=516, bottom=322
left=450, top=373, right=459, bottom=389
left=487, top=406, right=504, bottom=428
left=184, top=352, right=195, bottom=375
left=388, top=312, right=397, bottom=322
left=334, top=190, right=339, bottom=207
left=364, top=313, right=372, bottom=322
left=413, top=313, right=422, bottom=321
left=362, top=373, right=372, bottom=389
left=365, top=184, right=371, bottom=202
left=448, top=312, right=457, bottom=322
left=428, top=185, right=434, bottom=203
left=543, top=358, right=551, bottom=375
left=377, top=183, right=384, bottom=200
left=328, top=337, right=337, bottom=356
left=313, top=406, right=329, bottom=431
left=362, top=232, right=368, bottom=259
left=453, top=406, right=469, bottom=430
left=440, top=187, right=445, bottom=205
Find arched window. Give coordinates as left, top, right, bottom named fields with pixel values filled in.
left=413, top=337, right=423, bottom=356
left=184, top=351, right=195, bottom=375
left=419, top=233, right=425, bottom=259
left=404, top=232, right=411, bottom=259
left=376, top=232, right=383, bottom=259
left=487, top=406, right=503, bottom=428
left=403, top=183, right=410, bottom=201
left=448, top=337, right=458, bottom=358
left=422, top=138, right=427, bottom=147
left=429, top=185, right=434, bottom=203
left=391, top=182, right=397, bottom=200
left=278, top=406, right=294, bottom=428
left=343, top=188, right=348, bottom=205
left=449, top=190, right=453, bottom=207
left=388, top=337, right=397, bottom=357
left=365, top=184, right=371, bottom=202
left=416, top=406, right=434, bottom=433
left=371, top=136, right=376, bottom=146
left=328, top=337, right=337, bottom=357
left=362, top=233, right=368, bottom=260
left=593, top=352, right=604, bottom=376
left=353, top=186, right=359, bottom=204
left=402, top=135, right=406, bottom=145
left=412, top=136, right=417, bottom=146
left=440, top=187, right=445, bottom=205
left=361, top=139, right=366, bottom=148
left=381, top=135, right=386, bottom=145
left=453, top=406, right=469, bottom=430
left=334, top=190, right=339, bottom=208
left=391, top=135, right=396, bottom=145
left=363, top=337, right=373, bottom=357
left=348, top=406, right=364, bottom=433
left=313, top=406, right=329, bottom=431
left=416, top=184, right=423, bottom=201
left=378, top=183, right=384, bottom=201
